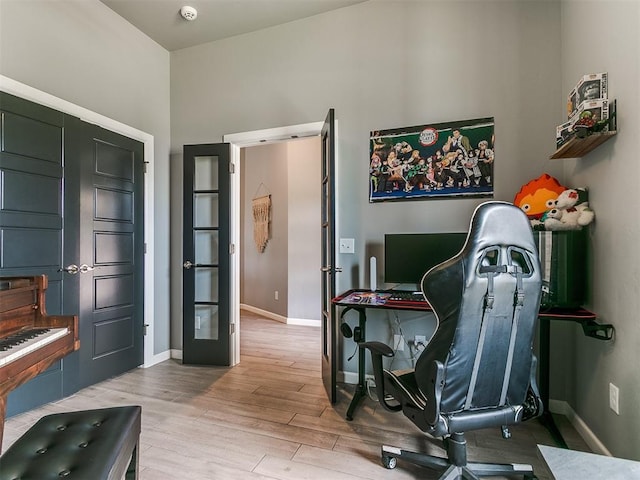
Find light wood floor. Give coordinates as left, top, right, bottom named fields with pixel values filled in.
left=3, top=311, right=590, bottom=479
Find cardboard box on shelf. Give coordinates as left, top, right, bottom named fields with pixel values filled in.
left=567, top=72, right=608, bottom=119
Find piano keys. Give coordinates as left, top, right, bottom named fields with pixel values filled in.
left=0, top=275, right=79, bottom=451
left=0, top=327, right=69, bottom=367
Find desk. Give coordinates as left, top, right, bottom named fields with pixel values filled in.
left=538, top=445, right=640, bottom=479
left=333, top=290, right=615, bottom=435
left=332, top=289, right=431, bottom=421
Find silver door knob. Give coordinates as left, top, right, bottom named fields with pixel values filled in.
left=79, top=264, right=95, bottom=273
left=59, top=264, right=80, bottom=275
left=321, top=266, right=343, bottom=273
left=183, top=260, right=194, bottom=269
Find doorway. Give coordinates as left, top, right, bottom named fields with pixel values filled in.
left=239, top=137, right=322, bottom=329
left=224, top=121, right=325, bottom=365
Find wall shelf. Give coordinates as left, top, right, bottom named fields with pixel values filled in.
left=551, top=98, right=617, bottom=159
left=550, top=131, right=617, bottom=159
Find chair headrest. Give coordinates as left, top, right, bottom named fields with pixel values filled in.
left=462, top=201, right=537, bottom=255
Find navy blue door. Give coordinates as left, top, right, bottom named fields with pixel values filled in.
left=63, top=116, right=144, bottom=392
left=0, top=92, right=144, bottom=413
left=0, top=92, right=67, bottom=414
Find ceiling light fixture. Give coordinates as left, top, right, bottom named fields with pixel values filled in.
left=180, top=6, right=198, bottom=21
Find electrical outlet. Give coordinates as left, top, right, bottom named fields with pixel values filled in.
left=609, top=383, right=620, bottom=415
left=393, top=334, right=405, bottom=351
left=339, top=238, right=355, bottom=254
left=414, top=335, right=427, bottom=352
left=275, top=290, right=279, bottom=300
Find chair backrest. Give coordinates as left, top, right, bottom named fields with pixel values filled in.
left=417, top=201, right=542, bottom=416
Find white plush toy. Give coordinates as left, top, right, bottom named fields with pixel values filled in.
left=542, top=188, right=595, bottom=231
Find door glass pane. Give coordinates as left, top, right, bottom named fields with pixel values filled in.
left=194, top=156, right=219, bottom=190
left=195, top=304, right=219, bottom=340
left=195, top=267, right=219, bottom=302
left=194, top=193, right=219, bottom=227
left=195, top=230, right=219, bottom=265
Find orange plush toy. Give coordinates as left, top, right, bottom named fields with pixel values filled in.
left=513, top=173, right=567, bottom=222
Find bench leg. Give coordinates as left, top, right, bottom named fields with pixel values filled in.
left=125, top=443, right=139, bottom=480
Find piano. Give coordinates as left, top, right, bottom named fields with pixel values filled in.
left=0, top=275, right=79, bottom=451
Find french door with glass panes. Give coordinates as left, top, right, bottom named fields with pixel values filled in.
left=182, top=144, right=231, bottom=365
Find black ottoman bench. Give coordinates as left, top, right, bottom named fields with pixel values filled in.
left=0, top=405, right=141, bottom=480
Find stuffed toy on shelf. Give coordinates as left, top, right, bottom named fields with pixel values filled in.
left=513, top=174, right=595, bottom=231
left=540, top=188, right=595, bottom=231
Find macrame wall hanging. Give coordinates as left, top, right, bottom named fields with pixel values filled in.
left=252, top=184, right=271, bottom=253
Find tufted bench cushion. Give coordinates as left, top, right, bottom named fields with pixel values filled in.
left=0, top=405, right=141, bottom=480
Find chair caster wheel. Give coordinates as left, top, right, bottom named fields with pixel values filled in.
left=382, top=455, right=397, bottom=469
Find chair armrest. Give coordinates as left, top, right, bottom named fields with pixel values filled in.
left=360, top=341, right=394, bottom=357
left=359, top=341, right=401, bottom=412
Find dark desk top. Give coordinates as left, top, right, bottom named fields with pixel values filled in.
left=537, top=306, right=596, bottom=319
left=333, top=290, right=602, bottom=326
left=332, top=289, right=432, bottom=311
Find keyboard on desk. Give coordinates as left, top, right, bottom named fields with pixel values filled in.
left=387, top=291, right=428, bottom=303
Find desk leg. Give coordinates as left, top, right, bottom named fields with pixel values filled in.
left=538, top=317, right=568, bottom=449
left=346, top=309, right=367, bottom=421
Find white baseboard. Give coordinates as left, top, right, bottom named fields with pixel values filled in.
left=339, top=370, right=374, bottom=385
left=549, top=399, right=612, bottom=456
left=240, top=304, right=320, bottom=327
left=170, top=349, right=183, bottom=360
left=142, top=349, right=171, bottom=368
left=287, top=317, right=321, bottom=327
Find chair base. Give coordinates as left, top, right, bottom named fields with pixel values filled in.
left=381, top=438, right=539, bottom=480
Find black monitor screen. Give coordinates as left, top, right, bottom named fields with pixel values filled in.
left=384, top=233, right=467, bottom=285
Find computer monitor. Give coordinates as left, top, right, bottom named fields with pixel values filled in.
left=384, top=232, right=467, bottom=285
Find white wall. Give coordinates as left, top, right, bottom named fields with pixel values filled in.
left=560, top=0, right=640, bottom=460
left=287, top=137, right=321, bottom=321
left=171, top=1, right=564, bottom=289
left=0, top=0, right=172, bottom=354
left=240, top=137, right=321, bottom=322
left=170, top=1, right=563, bottom=370
left=241, top=142, right=289, bottom=316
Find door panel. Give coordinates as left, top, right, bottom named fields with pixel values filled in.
left=63, top=116, right=144, bottom=393
left=183, top=144, right=231, bottom=365
left=1, top=229, right=61, bottom=267
left=0, top=92, right=66, bottom=415
left=321, top=109, right=338, bottom=403
left=1, top=110, right=62, bottom=163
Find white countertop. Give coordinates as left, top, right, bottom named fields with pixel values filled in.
left=538, top=445, right=640, bottom=479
